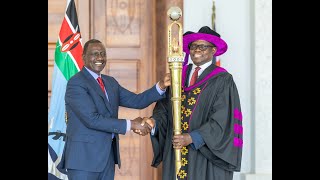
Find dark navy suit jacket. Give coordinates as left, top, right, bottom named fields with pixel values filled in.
left=58, top=67, right=165, bottom=172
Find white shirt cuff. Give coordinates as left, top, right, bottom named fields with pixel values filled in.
left=150, top=123, right=156, bottom=136
left=156, top=82, right=166, bottom=95
left=126, top=119, right=131, bottom=132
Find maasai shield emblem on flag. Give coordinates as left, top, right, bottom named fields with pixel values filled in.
left=48, top=0, right=83, bottom=179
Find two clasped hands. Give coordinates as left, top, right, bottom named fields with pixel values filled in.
left=130, top=117, right=155, bottom=136
left=130, top=117, right=193, bottom=150
left=129, top=72, right=192, bottom=149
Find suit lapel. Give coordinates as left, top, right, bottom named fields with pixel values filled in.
left=81, top=68, right=113, bottom=114
left=197, top=63, right=216, bottom=82
left=101, top=76, right=114, bottom=114
left=185, top=64, right=193, bottom=87
left=185, top=63, right=215, bottom=86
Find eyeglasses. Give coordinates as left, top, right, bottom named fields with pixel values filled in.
left=189, top=44, right=215, bottom=51
left=88, top=51, right=107, bottom=58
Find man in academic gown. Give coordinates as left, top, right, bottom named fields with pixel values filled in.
left=143, top=26, right=243, bottom=180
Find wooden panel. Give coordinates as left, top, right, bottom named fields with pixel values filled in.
left=106, top=48, right=141, bottom=60
left=106, top=0, right=141, bottom=47
left=115, top=107, right=140, bottom=180
left=106, top=60, right=139, bottom=92
left=115, top=132, right=141, bottom=180
left=48, top=0, right=67, bottom=43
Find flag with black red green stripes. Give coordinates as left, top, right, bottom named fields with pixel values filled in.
left=48, top=0, right=83, bottom=179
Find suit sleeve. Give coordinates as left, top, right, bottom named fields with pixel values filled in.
left=65, top=79, right=127, bottom=134
left=113, top=77, right=165, bottom=109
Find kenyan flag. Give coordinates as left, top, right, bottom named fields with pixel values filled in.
left=48, top=0, right=83, bottom=179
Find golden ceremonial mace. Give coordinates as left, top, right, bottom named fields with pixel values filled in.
left=167, top=6, right=183, bottom=179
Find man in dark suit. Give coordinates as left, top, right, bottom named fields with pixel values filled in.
left=57, top=39, right=170, bottom=180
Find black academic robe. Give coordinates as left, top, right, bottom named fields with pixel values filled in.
left=150, top=63, right=243, bottom=180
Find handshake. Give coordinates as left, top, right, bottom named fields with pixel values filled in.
left=130, top=117, right=155, bottom=136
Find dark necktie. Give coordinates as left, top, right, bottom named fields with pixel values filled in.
left=97, top=77, right=105, bottom=93
left=189, top=66, right=201, bottom=86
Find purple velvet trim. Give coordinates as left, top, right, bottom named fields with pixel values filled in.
left=187, top=82, right=209, bottom=132
left=234, top=124, right=243, bottom=134
left=233, top=137, right=243, bottom=147
left=183, top=53, right=189, bottom=66
left=234, top=108, right=243, bottom=121
left=183, top=33, right=228, bottom=56
left=182, top=66, right=227, bottom=92
left=182, top=65, right=188, bottom=87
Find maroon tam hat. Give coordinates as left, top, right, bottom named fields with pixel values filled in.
left=183, top=26, right=228, bottom=65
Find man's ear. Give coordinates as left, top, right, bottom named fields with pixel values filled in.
left=212, top=47, right=217, bottom=56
